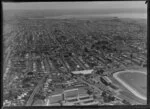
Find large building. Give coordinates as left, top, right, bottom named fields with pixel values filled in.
left=63, top=94, right=99, bottom=106
left=46, top=88, right=99, bottom=106
left=46, top=94, right=64, bottom=106
left=100, top=76, right=112, bottom=85
left=46, top=88, right=79, bottom=106
left=72, top=69, right=94, bottom=75
left=64, top=88, right=79, bottom=99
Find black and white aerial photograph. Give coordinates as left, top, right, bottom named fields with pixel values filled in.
left=3, top=1, right=147, bottom=106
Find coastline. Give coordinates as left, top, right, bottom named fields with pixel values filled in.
left=113, top=70, right=147, bottom=100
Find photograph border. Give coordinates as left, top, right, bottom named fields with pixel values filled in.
left=1, top=0, right=149, bottom=109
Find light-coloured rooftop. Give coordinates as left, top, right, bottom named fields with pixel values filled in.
left=72, top=69, right=94, bottom=75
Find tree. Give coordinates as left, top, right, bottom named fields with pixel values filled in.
left=108, top=95, right=115, bottom=101
left=93, top=94, right=98, bottom=99
left=35, top=93, right=46, bottom=100
left=101, top=91, right=107, bottom=97
left=130, top=53, right=133, bottom=59
left=87, top=89, right=93, bottom=95
left=122, top=99, right=131, bottom=105
left=103, top=96, right=111, bottom=103
left=96, top=69, right=104, bottom=75
left=58, top=101, right=63, bottom=106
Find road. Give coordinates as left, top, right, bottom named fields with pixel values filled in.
left=26, top=56, right=51, bottom=106
left=60, top=54, right=71, bottom=73
left=121, top=55, right=141, bottom=66
left=71, top=54, right=88, bottom=70
left=77, top=77, right=113, bottom=95
left=77, top=77, right=102, bottom=93
left=26, top=73, right=49, bottom=106
left=3, top=47, right=12, bottom=77
left=3, top=31, right=19, bottom=75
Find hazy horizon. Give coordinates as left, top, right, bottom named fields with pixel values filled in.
left=3, top=1, right=146, bottom=10
left=3, top=1, right=147, bottom=19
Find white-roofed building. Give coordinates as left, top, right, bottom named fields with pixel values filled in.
left=72, top=69, right=94, bottom=75
left=64, top=88, right=79, bottom=99
left=47, top=93, right=64, bottom=105
left=80, top=101, right=99, bottom=105
left=103, top=76, right=112, bottom=83
left=100, top=76, right=112, bottom=85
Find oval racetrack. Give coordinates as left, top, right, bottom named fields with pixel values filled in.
left=113, top=70, right=147, bottom=101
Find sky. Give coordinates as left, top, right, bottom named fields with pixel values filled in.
left=3, top=1, right=146, bottom=10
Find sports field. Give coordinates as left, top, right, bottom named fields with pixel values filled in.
left=113, top=70, right=147, bottom=101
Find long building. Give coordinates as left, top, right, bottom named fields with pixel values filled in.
left=47, top=94, right=64, bottom=105
left=64, top=88, right=79, bottom=99
left=46, top=88, right=99, bottom=106
left=72, top=69, right=94, bottom=75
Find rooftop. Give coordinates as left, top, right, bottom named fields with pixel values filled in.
left=32, top=100, right=45, bottom=106
left=72, top=69, right=94, bottom=75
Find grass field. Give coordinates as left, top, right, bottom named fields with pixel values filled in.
left=110, top=69, right=147, bottom=104
left=118, top=71, right=147, bottom=97
left=109, top=76, right=146, bottom=104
